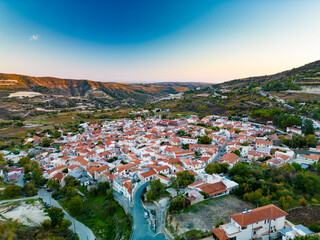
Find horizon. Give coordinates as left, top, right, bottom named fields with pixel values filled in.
left=0, top=58, right=318, bottom=85
left=1, top=0, right=320, bottom=83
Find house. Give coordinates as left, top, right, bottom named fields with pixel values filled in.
left=287, top=127, right=302, bottom=135
left=52, top=172, right=67, bottom=187
left=219, top=153, right=240, bottom=167
left=280, top=225, right=315, bottom=239
left=154, top=165, right=170, bottom=175
left=212, top=204, right=288, bottom=240
left=196, top=182, right=228, bottom=198
left=295, top=153, right=320, bottom=165
left=180, top=136, right=198, bottom=145
left=256, top=139, right=273, bottom=149
left=113, top=178, right=134, bottom=201
left=139, top=169, right=157, bottom=182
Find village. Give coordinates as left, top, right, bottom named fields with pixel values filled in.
left=1, top=113, right=320, bottom=240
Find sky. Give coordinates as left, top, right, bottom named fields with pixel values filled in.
left=0, top=0, right=320, bottom=83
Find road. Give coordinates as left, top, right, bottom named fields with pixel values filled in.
left=130, top=182, right=167, bottom=240
left=0, top=189, right=95, bottom=240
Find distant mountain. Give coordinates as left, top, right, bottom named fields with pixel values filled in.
left=0, top=73, right=209, bottom=104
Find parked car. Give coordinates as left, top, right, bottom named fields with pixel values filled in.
left=144, top=211, right=149, bottom=219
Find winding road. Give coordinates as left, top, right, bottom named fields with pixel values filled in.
left=130, top=182, right=167, bottom=240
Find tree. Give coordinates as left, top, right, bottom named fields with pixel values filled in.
left=21, top=183, right=38, bottom=197
left=52, top=130, right=61, bottom=139
left=18, top=157, right=30, bottom=166
left=64, top=186, right=77, bottom=200
left=173, top=171, right=195, bottom=188
left=42, top=137, right=52, bottom=147
left=205, top=162, right=222, bottom=174
left=47, top=179, right=60, bottom=191
left=4, top=185, right=21, bottom=198
left=0, top=153, right=4, bottom=161
left=298, top=198, right=307, bottom=206
left=169, top=195, right=190, bottom=213
left=68, top=195, right=83, bottom=216
left=198, top=135, right=212, bottom=144
left=304, top=119, right=315, bottom=135
left=47, top=207, right=64, bottom=227
left=146, top=179, right=166, bottom=202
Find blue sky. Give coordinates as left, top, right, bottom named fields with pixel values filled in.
left=0, top=0, right=320, bottom=83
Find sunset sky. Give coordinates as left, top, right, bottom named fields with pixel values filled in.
left=1, top=0, right=320, bottom=83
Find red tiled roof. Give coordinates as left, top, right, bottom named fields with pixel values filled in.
left=230, top=204, right=288, bottom=227
left=212, top=228, right=229, bottom=240
left=141, top=169, right=157, bottom=178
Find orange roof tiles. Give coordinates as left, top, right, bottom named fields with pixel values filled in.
left=230, top=204, right=288, bottom=227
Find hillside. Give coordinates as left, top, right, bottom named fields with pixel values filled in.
left=156, top=59, right=320, bottom=119
left=215, top=59, right=320, bottom=90
left=0, top=73, right=209, bottom=119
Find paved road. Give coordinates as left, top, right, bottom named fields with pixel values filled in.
left=130, top=182, right=167, bottom=240
left=0, top=189, right=95, bottom=240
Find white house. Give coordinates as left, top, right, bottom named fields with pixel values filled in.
left=212, top=204, right=288, bottom=240
left=180, top=136, right=198, bottom=145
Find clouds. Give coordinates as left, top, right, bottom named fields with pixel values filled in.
left=29, top=34, right=38, bottom=41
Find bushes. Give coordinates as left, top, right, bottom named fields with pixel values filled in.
left=146, top=179, right=167, bottom=202
left=169, top=195, right=190, bottom=213
left=170, top=171, right=195, bottom=190
left=4, top=185, right=21, bottom=198
left=21, top=183, right=38, bottom=197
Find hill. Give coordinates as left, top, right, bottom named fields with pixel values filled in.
left=0, top=73, right=209, bottom=119
left=156, top=59, right=320, bottom=119
left=215, top=59, right=320, bottom=90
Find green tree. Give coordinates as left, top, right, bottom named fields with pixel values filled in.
left=169, top=195, right=190, bottom=213
left=68, top=195, right=83, bottom=216
left=18, top=157, right=30, bottom=166
left=42, top=137, right=52, bottom=147
left=47, top=179, right=60, bottom=191
left=205, top=162, right=222, bottom=174
left=4, top=185, right=21, bottom=198
left=146, top=179, right=166, bottom=202
left=198, top=135, right=212, bottom=144
left=21, top=183, right=38, bottom=197
left=47, top=207, right=64, bottom=227
left=173, top=171, right=195, bottom=188
left=303, top=119, right=315, bottom=135
left=52, top=130, right=61, bottom=139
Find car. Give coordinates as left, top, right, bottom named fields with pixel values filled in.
left=144, top=211, right=149, bottom=219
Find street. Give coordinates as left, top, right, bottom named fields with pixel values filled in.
left=130, top=182, right=167, bottom=240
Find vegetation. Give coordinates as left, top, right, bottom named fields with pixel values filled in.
left=205, top=162, right=228, bottom=174
left=0, top=220, right=78, bottom=240
left=170, top=171, right=195, bottom=190
left=229, top=163, right=320, bottom=209
left=58, top=181, right=131, bottom=240
left=262, top=79, right=301, bottom=92
left=146, top=179, right=168, bottom=202
left=197, top=135, right=212, bottom=144
left=169, top=195, right=191, bottom=214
